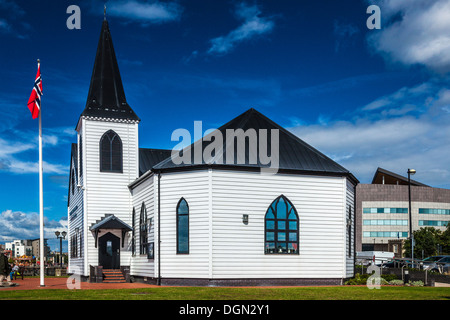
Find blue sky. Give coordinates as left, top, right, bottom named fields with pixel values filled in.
left=1, top=0, right=449, bottom=251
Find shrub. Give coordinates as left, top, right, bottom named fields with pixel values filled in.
left=406, top=280, right=424, bottom=287
left=345, top=273, right=398, bottom=285
left=381, top=274, right=397, bottom=282
left=345, top=273, right=368, bottom=285
left=389, top=280, right=404, bottom=286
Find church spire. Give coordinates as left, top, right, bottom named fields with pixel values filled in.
left=81, top=18, right=140, bottom=122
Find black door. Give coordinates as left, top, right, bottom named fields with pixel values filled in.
left=98, top=232, right=120, bottom=269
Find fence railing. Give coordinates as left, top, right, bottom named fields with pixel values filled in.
left=19, top=266, right=68, bottom=277
left=356, top=258, right=450, bottom=285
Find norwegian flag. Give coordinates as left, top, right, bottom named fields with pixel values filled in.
left=27, top=62, right=42, bottom=119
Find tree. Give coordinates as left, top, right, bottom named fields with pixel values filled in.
left=403, top=227, right=442, bottom=259
left=439, top=223, right=450, bottom=255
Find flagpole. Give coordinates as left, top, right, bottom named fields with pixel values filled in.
left=37, top=59, right=45, bottom=287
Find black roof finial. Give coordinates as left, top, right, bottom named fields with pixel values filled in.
left=104, top=4, right=107, bottom=21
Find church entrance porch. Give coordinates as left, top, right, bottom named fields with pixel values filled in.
left=89, top=214, right=132, bottom=274
left=98, top=232, right=120, bottom=269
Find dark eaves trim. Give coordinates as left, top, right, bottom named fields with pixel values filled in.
left=76, top=115, right=140, bottom=131
left=151, top=164, right=360, bottom=185
left=128, top=170, right=154, bottom=189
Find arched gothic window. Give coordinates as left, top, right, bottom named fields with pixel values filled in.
left=100, top=130, right=123, bottom=173
left=140, top=203, right=148, bottom=255
left=176, top=198, right=189, bottom=254
left=265, top=195, right=299, bottom=254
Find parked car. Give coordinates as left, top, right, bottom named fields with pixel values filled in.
left=379, top=259, right=413, bottom=268
left=422, top=255, right=450, bottom=273
left=379, top=260, right=396, bottom=268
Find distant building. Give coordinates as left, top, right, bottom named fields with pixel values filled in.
left=30, top=238, right=50, bottom=261
left=5, top=240, right=32, bottom=258
left=356, top=168, right=450, bottom=257
left=4, top=239, right=49, bottom=260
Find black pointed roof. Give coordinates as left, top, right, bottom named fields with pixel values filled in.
left=89, top=214, right=132, bottom=232
left=81, top=19, right=140, bottom=122
left=152, top=108, right=358, bottom=183
left=138, top=148, right=172, bottom=176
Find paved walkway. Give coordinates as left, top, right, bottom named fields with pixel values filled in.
left=0, top=278, right=158, bottom=290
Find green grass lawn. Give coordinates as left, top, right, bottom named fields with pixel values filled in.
left=0, top=286, right=449, bottom=300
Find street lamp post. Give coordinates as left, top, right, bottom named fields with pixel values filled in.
left=55, top=231, right=67, bottom=267
left=407, top=169, right=416, bottom=267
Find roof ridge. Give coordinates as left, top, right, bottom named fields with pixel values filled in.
left=250, top=109, right=350, bottom=173
left=205, top=108, right=255, bottom=164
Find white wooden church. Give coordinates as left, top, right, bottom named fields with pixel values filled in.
left=67, top=18, right=358, bottom=286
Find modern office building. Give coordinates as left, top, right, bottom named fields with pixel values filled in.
left=4, top=240, right=32, bottom=258
left=356, top=168, right=450, bottom=257
left=4, top=239, right=49, bottom=260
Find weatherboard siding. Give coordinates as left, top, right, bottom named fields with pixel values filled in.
left=71, top=114, right=354, bottom=281
left=152, top=168, right=352, bottom=280
left=67, top=146, right=84, bottom=275
left=211, top=170, right=347, bottom=279
left=158, top=170, right=211, bottom=278
left=345, top=179, right=355, bottom=278
left=83, top=119, right=139, bottom=272
left=130, top=174, right=155, bottom=277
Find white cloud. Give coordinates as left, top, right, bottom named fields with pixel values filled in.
left=0, top=19, right=10, bottom=32
left=357, top=1, right=450, bottom=186
left=0, top=136, right=66, bottom=175
left=43, top=135, right=58, bottom=146
left=0, top=0, right=27, bottom=38
left=368, top=0, right=450, bottom=72
left=0, top=209, right=65, bottom=243
left=105, top=0, right=182, bottom=24
left=361, top=82, right=434, bottom=113
left=208, top=2, right=275, bottom=55
left=0, top=138, right=33, bottom=156
left=6, top=160, right=66, bottom=175
left=289, top=79, right=450, bottom=188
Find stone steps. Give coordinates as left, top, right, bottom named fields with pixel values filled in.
left=103, top=269, right=126, bottom=283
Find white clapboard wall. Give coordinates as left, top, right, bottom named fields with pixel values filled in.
left=130, top=168, right=355, bottom=280
left=70, top=118, right=139, bottom=276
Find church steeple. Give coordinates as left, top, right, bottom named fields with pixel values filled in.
left=81, top=18, right=140, bottom=122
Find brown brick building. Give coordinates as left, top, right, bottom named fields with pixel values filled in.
left=356, top=168, right=450, bottom=257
